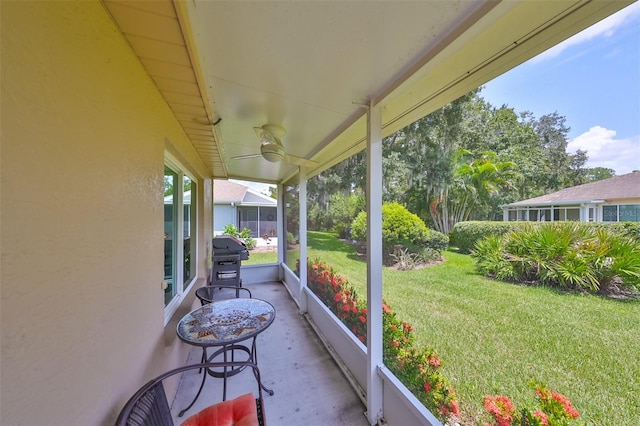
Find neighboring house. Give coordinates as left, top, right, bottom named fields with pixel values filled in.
left=214, top=180, right=277, bottom=238
left=502, top=170, right=640, bottom=223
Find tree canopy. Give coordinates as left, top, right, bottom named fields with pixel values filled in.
left=306, top=87, right=613, bottom=234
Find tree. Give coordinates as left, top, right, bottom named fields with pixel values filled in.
left=326, top=190, right=365, bottom=238
left=268, top=186, right=278, bottom=199
left=534, top=112, right=588, bottom=191
left=428, top=150, right=519, bottom=234
left=304, top=87, right=596, bottom=230
left=387, top=91, right=478, bottom=227
left=584, top=167, right=615, bottom=182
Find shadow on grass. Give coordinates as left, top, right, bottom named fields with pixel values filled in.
left=308, top=232, right=354, bottom=252
left=308, top=231, right=366, bottom=263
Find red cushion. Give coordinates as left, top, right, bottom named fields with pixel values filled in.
left=182, top=393, right=259, bottom=426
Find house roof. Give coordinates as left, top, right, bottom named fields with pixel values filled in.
left=505, top=171, right=640, bottom=207
left=214, top=179, right=276, bottom=206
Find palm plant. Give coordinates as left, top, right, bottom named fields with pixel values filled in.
left=445, top=150, right=519, bottom=230
left=472, top=223, right=640, bottom=293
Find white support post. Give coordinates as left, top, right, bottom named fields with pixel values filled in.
left=366, top=100, right=384, bottom=425
left=299, top=168, right=308, bottom=313
left=277, top=183, right=285, bottom=278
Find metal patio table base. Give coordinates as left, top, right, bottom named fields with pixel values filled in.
left=178, top=339, right=274, bottom=417
left=176, top=298, right=276, bottom=417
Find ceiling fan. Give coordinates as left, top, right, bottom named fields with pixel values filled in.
left=231, top=124, right=317, bottom=167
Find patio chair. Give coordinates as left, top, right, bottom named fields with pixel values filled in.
left=195, top=285, right=252, bottom=305
left=115, top=361, right=266, bottom=426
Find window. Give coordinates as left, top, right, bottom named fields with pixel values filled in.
left=603, top=204, right=640, bottom=222
left=603, top=205, right=617, bottom=222
left=164, top=160, right=198, bottom=322
left=259, top=207, right=277, bottom=238
left=183, top=176, right=196, bottom=291
left=619, top=205, right=640, bottom=222
left=238, top=207, right=258, bottom=237
left=566, top=208, right=580, bottom=221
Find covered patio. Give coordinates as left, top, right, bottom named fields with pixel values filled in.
left=169, top=280, right=370, bottom=426
left=1, top=1, right=631, bottom=425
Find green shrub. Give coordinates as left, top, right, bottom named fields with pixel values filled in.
left=390, top=248, right=421, bottom=271
left=450, top=221, right=522, bottom=254
left=287, top=231, right=297, bottom=246
left=472, top=222, right=640, bottom=293
left=453, top=221, right=640, bottom=255
left=349, top=211, right=367, bottom=241
left=222, top=224, right=257, bottom=250
left=425, top=230, right=449, bottom=251
left=327, top=191, right=365, bottom=237
left=582, top=221, right=640, bottom=241
left=620, top=222, right=640, bottom=240
left=350, top=202, right=431, bottom=259
left=333, top=222, right=349, bottom=240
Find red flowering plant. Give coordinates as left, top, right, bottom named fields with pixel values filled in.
left=305, top=258, right=368, bottom=342
left=305, top=258, right=460, bottom=423
left=484, top=384, right=580, bottom=426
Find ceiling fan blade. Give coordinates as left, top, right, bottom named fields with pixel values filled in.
left=231, top=153, right=262, bottom=160
left=284, top=154, right=318, bottom=167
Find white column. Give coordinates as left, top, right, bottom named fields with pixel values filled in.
left=277, top=183, right=285, bottom=278
left=299, top=168, right=308, bottom=313
left=366, top=100, right=384, bottom=425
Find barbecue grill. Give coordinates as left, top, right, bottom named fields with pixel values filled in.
left=210, top=236, right=249, bottom=288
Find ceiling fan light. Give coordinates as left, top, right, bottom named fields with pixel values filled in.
left=262, top=151, right=284, bottom=162
left=260, top=143, right=285, bottom=162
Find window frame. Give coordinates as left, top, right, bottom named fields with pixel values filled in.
left=164, top=156, right=198, bottom=325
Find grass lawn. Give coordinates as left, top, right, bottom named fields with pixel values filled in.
left=306, top=231, right=640, bottom=425
left=243, top=250, right=278, bottom=265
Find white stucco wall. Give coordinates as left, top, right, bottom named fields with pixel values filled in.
left=1, top=2, right=211, bottom=424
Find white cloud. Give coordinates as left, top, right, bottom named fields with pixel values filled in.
left=533, top=2, right=640, bottom=63
left=568, top=126, right=640, bottom=174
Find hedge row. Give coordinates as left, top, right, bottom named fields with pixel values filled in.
left=450, top=221, right=640, bottom=254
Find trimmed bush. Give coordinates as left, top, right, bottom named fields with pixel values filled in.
left=425, top=229, right=450, bottom=252
left=452, top=221, right=640, bottom=254
left=586, top=221, right=640, bottom=241
left=450, top=221, right=522, bottom=254
left=351, top=202, right=431, bottom=257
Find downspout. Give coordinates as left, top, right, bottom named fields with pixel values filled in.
left=366, top=99, right=384, bottom=424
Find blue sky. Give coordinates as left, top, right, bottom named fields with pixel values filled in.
left=481, top=2, right=640, bottom=175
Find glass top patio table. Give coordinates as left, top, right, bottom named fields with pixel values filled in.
left=175, top=298, right=276, bottom=415
left=177, top=298, right=276, bottom=347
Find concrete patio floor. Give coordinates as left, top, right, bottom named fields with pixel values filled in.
left=170, top=280, right=371, bottom=426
